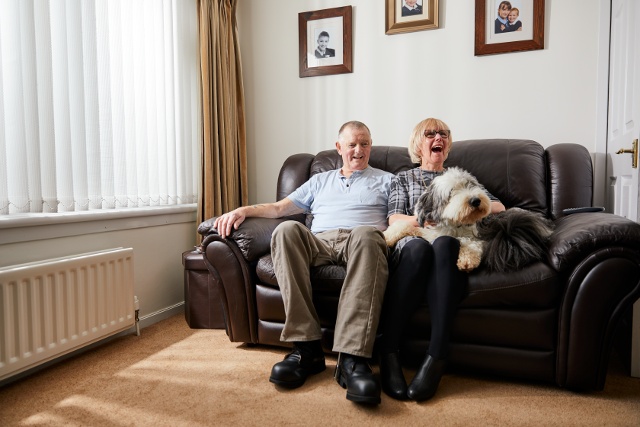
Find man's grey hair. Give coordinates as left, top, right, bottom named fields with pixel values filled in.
left=338, top=121, right=371, bottom=141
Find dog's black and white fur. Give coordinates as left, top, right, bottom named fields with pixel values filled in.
left=477, top=206, right=554, bottom=272
left=384, top=167, right=492, bottom=271
left=384, top=167, right=554, bottom=272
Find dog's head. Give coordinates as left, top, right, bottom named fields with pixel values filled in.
left=415, top=167, right=491, bottom=227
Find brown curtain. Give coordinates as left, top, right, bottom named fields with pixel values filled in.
left=197, top=0, right=248, bottom=238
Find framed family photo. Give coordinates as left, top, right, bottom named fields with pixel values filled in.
left=298, top=6, right=353, bottom=78
left=385, top=0, right=439, bottom=35
left=474, top=0, right=545, bottom=56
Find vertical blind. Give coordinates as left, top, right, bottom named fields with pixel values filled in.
left=0, top=0, right=200, bottom=215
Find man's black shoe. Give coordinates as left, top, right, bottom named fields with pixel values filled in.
left=269, top=341, right=325, bottom=389
left=334, top=353, right=381, bottom=405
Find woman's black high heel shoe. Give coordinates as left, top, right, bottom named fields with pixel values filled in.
left=407, top=354, right=447, bottom=402
left=379, top=351, right=408, bottom=400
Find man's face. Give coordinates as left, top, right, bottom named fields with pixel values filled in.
left=336, top=126, right=372, bottom=174
left=318, top=36, right=329, bottom=49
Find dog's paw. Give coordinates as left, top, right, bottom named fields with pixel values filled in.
left=383, top=220, right=416, bottom=247
left=457, top=241, right=482, bottom=272
left=457, top=255, right=480, bottom=272
left=383, top=233, right=399, bottom=247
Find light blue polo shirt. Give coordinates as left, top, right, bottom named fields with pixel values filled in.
left=287, top=166, right=393, bottom=233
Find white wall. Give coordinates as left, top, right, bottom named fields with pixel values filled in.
left=237, top=0, right=608, bottom=205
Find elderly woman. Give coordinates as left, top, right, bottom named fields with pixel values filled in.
left=378, top=118, right=505, bottom=401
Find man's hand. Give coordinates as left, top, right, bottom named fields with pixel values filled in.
left=214, top=208, right=246, bottom=239
left=212, top=199, right=303, bottom=239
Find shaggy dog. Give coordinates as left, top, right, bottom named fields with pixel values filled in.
left=477, top=207, right=554, bottom=272
left=384, top=167, right=554, bottom=272
left=384, top=167, right=492, bottom=272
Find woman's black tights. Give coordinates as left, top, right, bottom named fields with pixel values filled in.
left=379, top=236, right=466, bottom=360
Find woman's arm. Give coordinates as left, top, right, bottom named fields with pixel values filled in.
left=388, top=213, right=420, bottom=227
left=491, top=200, right=506, bottom=214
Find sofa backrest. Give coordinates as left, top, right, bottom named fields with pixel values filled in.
left=446, top=139, right=548, bottom=214
left=276, top=139, right=593, bottom=220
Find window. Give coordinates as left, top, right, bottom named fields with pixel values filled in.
left=0, top=0, right=200, bottom=215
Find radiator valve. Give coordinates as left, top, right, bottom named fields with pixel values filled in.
left=134, top=296, right=140, bottom=336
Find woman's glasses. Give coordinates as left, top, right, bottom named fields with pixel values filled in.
left=424, top=130, right=450, bottom=139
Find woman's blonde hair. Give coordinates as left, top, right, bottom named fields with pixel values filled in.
left=408, top=118, right=452, bottom=164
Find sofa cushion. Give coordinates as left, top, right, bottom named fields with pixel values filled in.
left=463, top=263, right=560, bottom=308
left=257, top=254, right=347, bottom=293
left=256, top=253, right=560, bottom=309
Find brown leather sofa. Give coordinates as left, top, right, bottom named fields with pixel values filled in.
left=198, top=139, right=640, bottom=391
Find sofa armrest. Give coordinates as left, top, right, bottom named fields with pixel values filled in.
left=199, top=217, right=289, bottom=344
left=548, top=212, right=640, bottom=390
left=203, top=236, right=255, bottom=343
left=199, top=217, right=288, bottom=262
left=197, top=216, right=218, bottom=236
left=548, top=212, right=640, bottom=272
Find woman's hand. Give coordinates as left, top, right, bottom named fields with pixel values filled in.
left=389, top=213, right=421, bottom=228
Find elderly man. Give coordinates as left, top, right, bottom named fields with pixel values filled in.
left=214, top=121, right=392, bottom=405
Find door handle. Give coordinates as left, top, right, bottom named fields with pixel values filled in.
left=616, top=139, right=638, bottom=168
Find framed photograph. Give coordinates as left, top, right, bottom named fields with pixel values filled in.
left=475, top=0, right=545, bottom=56
left=385, top=0, right=439, bottom=35
left=298, top=6, right=352, bottom=78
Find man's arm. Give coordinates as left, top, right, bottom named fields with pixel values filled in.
left=213, top=198, right=303, bottom=238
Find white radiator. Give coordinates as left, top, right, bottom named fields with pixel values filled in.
left=0, top=248, right=135, bottom=382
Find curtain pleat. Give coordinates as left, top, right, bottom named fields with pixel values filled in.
left=197, top=0, right=248, bottom=234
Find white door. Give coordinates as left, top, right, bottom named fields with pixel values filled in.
left=606, top=0, right=640, bottom=377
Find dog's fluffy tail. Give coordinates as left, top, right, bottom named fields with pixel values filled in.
left=477, top=207, right=554, bottom=273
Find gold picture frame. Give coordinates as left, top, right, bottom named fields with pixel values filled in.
left=298, top=6, right=353, bottom=78
left=385, top=0, right=439, bottom=35
left=475, top=0, right=545, bottom=56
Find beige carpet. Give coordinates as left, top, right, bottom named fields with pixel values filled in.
left=1, top=314, right=639, bottom=426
